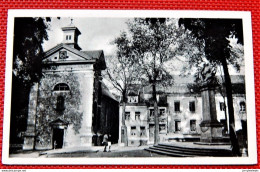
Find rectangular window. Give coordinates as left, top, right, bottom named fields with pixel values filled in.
left=140, top=126, right=146, bottom=136
left=190, top=120, right=196, bottom=131
left=159, top=124, right=166, bottom=133
left=159, top=109, right=165, bottom=116
left=125, top=112, right=130, bottom=120
left=189, top=101, right=195, bottom=112
left=220, top=102, right=225, bottom=111
left=175, top=120, right=181, bottom=132
left=150, top=109, right=154, bottom=117
left=174, top=101, right=180, bottom=112
left=69, top=35, right=71, bottom=40
left=135, top=112, right=140, bottom=120
left=131, top=126, right=137, bottom=136
left=240, top=101, right=246, bottom=112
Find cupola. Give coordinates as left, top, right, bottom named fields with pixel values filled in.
left=61, top=19, right=82, bottom=50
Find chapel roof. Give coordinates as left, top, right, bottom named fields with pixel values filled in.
left=101, top=82, right=119, bottom=102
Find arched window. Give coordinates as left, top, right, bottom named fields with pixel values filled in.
left=54, top=83, right=70, bottom=91
left=56, top=96, right=65, bottom=111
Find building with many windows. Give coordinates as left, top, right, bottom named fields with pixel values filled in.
left=118, top=75, right=246, bottom=146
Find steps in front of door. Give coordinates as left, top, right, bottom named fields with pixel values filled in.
left=145, top=143, right=233, bottom=157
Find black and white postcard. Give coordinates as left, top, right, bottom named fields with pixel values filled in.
left=2, top=10, right=257, bottom=165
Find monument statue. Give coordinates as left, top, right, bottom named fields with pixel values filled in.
left=196, top=63, right=223, bottom=143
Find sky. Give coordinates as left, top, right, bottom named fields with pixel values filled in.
left=43, top=17, right=129, bottom=56
left=43, top=17, right=244, bottom=77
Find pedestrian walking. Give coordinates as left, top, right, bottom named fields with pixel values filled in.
left=102, top=134, right=108, bottom=152
left=108, top=134, right=112, bottom=152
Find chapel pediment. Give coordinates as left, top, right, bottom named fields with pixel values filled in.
left=43, top=44, right=92, bottom=63
left=43, top=44, right=106, bottom=69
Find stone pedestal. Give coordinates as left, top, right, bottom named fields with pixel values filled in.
left=23, top=133, right=36, bottom=150
left=200, top=88, right=223, bottom=143
left=80, top=134, right=92, bottom=146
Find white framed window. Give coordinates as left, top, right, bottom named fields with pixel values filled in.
left=125, top=112, right=130, bottom=120
left=140, top=126, right=146, bottom=136
left=135, top=112, right=140, bottom=120
left=131, top=126, right=137, bottom=136
left=175, top=120, right=181, bottom=132
left=159, top=108, right=165, bottom=116
left=159, top=124, right=166, bottom=133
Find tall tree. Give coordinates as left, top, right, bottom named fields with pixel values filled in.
left=179, top=18, right=244, bottom=156
left=125, top=18, right=181, bottom=145
left=105, top=32, right=140, bottom=145
left=10, top=17, right=49, bottom=146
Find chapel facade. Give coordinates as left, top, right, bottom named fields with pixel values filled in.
left=23, top=24, right=119, bottom=150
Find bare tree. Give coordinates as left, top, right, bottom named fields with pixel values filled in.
left=125, top=18, right=180, bottom=145
left=105, top=32, right=140, bottom=145
left=110, top=18, right=203, bottom=146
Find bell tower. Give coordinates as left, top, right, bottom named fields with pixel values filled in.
left=61, top=19, right=82, bottom=50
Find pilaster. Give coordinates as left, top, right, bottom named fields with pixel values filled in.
left=23, top=83, right=39, bottom=150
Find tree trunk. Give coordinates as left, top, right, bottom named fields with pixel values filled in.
left=121, top=91, right=128, bottom=146
left=221, top=59, right=241, bottom=156
left=153, top=83, right=160, bottom=145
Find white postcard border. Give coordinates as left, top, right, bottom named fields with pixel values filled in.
left=2, top=9, right=257, bottom=165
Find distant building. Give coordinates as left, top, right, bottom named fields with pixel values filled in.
left=118, top=75, right=246, bottom=146
left=23, top=24, right=119, bottom=150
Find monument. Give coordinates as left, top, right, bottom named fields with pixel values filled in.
left=197, top=63, right=224, bottom=143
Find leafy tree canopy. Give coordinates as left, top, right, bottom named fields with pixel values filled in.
left=179, top=18, right=243, bottom=71
left=13, top=17, right=49, bottom=87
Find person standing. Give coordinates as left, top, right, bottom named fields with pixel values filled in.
left=102, top=134, right=108, bottom=152
left=108, top=134, right=112, bottom=152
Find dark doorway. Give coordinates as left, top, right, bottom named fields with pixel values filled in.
left=149, top=124, right=155, bottom=142
left=53, top=128, right=64, bottom=149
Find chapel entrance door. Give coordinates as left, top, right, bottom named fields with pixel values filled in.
left=53, top=128, right=64, bottom=149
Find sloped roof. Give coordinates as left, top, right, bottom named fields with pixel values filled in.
left=101, top=82, right=119, bottom=102
left=62, top=26, right=81, bottom=35
left=82, top=50, right=103, bottom=60
left=83, top=50, right=106, bottom=70
left=139, top=75, right=245, bottom=94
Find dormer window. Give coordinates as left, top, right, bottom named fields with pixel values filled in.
left=128, top=96, right=138, bottom=103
